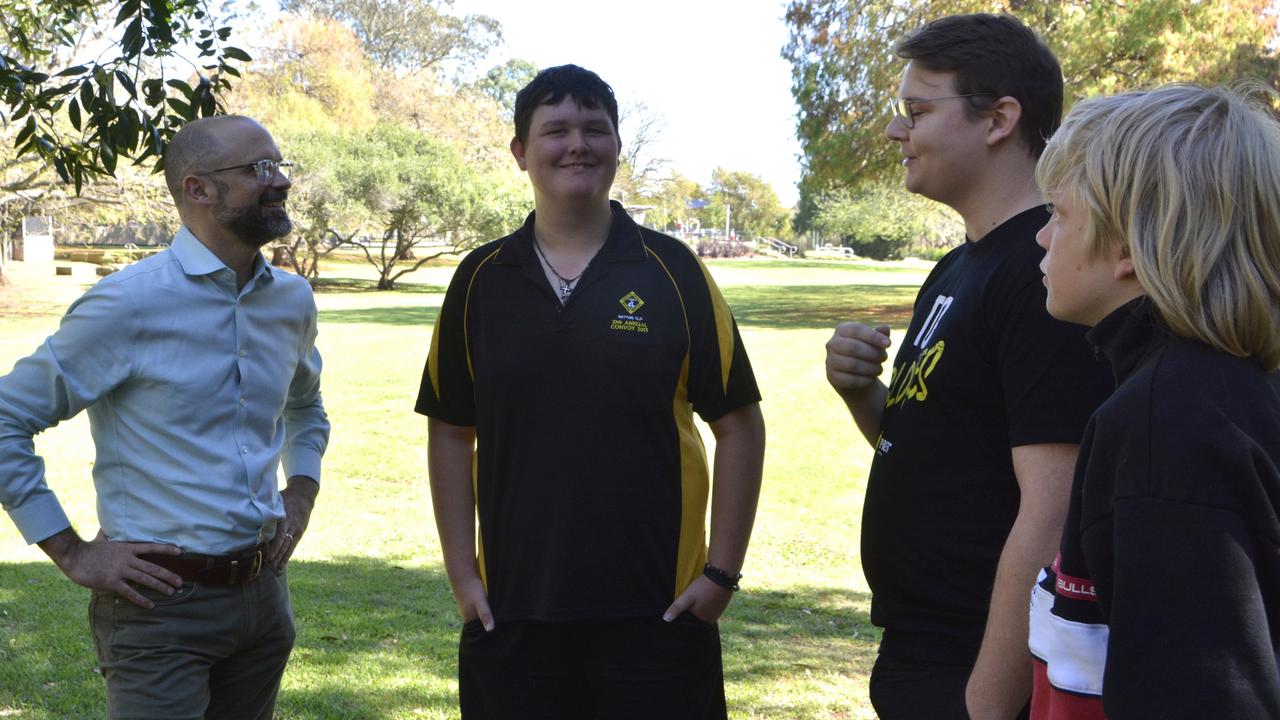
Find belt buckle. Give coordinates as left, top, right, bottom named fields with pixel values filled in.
left=247, top=548, right=263, bottom=582
left=225, top=550, right=263, bottom=585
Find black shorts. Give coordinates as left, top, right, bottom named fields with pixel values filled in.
left=458, top=614, right=727, bottom=720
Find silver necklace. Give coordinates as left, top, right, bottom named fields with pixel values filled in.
left=532, top=235, right=595, bottom=299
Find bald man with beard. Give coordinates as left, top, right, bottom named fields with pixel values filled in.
left=0, top=115, right=329, bottom=719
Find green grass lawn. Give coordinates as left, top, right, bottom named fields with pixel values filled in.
left=0, top=254, right=926, bottom=719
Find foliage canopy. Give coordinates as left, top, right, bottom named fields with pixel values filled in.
left=784, top=0, right=1279, bottom=192
left=279, top=0, right=500, bottom=74
left=1, top=0, right=252, bottom=193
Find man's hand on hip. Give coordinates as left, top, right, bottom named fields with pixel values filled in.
left=38, top=528, right=182, bottom=609
left=269, top=475, right=319, bottom=573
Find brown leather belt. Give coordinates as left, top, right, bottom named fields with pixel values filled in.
left=140, top=543, right=268, bottom=586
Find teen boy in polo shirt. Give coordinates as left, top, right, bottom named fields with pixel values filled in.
left=416, top=64, right=765, bottom=719
left=823, top=14, right=1111, bottom=719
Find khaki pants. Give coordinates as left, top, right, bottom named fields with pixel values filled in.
left=89, top=569, right=296, bottom=720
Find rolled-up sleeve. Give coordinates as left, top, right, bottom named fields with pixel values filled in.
left=281, top=299, right=328, bottom=483
left=0, top=280, right=133, bottom=543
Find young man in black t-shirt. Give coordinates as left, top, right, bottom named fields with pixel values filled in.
left=417, top=65, right=765, bottom=719
left=823, top=14, right=1111, bottom=720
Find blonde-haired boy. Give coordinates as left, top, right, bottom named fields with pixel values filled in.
left=1029, top=84, right=1280, bottom=719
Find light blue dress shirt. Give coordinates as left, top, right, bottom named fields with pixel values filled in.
left=0, top=227, right=329, bottom=554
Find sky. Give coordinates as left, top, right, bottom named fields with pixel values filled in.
left=451, top=0, right=804, bottom=207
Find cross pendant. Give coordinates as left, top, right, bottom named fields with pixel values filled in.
left=560, top=283, right=573, bottom=298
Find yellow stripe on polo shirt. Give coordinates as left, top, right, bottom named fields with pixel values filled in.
left=694, top=256, right=735, bottom=394
left=672, top=354, right=710, bottom=598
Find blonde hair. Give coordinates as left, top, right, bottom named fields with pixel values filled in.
left=1037, top=84, right=1280, bottom=371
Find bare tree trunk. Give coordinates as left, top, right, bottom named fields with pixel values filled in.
left=0, top=234, right=10, bottom=287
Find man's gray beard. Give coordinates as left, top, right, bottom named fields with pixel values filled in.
left=216, top=200, right=293, bottom=249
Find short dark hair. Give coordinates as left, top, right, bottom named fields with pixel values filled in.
left=513, top=64, right=620, bottom=145
left=896, top=13, right=1062, bottom=157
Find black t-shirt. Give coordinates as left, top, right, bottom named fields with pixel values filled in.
left=861, top=206, right=1112, bottom=664
left=415, top=202, right=761, bottom=622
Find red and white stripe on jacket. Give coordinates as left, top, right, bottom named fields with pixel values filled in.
left=1028, top=555, right=1108, bottom=720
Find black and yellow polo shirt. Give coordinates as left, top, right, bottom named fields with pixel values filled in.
left=415, top=201, right=760, bottom=622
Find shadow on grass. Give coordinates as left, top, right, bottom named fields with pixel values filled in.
left=723, top=584, right=879, bottom=684
left=313, top=278, right=447, bottom=295
left=0, top=560, right=878, bottom=718
left=310, top=285, right=917, bottom=331
left=317, top=305, right=440, bottom=327
left=724, top=284, right=919, bottom=330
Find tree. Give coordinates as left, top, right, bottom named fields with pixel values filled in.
left=226, top=16, right=378, bottom=135
left=633, top=172, right=702, bottom=232
left=474, top=58, right=539, bottom=114
left=279, top=0, right=500, bottom=75
left=285, top=124, right=528, bottom=289
left=612, top=101, right=669, bottom=206
left=697, top=167, right=792, bottom=241
left=0, top=0, right=254, bottom=191
left=810, top=184, right=961, bottom=259
left=784, top=0, right=1279, bottom=192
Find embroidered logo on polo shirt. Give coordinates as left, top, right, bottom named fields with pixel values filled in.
left=610, top=291, right=650, bottom=333
left=619, top=291, right=644, bottom=314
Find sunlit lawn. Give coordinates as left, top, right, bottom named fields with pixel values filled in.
left=0, top=253, right=928, bottom=719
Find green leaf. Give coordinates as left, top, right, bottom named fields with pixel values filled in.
left=148, top=122, right=163, bottom=154
left=114, top=70, right=137, bottom=98
left=54, top=64, right=88, bottom=77
left=167, top=98, right=192, bottom=117
left=114, top=0, right=139, bottom=27
left=69, top=98, right=81, bottom=130
left=165, top=78, right=192, bottom=96
left=14, top=116, right=36, bottom=147
left=199, top=85, right=216, bottom=116
left=53, top=156, right=70, bottom=183
left=102, top=143, right=118, bottom=174
left=79, top=80, right=94, bottom=112
left=122, top=17, right=144, bottom=57
left=222, top=46, right=251, bottom=62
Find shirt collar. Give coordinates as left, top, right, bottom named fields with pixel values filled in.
left=171, top=226, right=274, bottom=283
left=1086, top=296, right=1168, bottom=384
left=493, top=200, right=648, bottom=266
left=965, top=205, right=1051, bottom=249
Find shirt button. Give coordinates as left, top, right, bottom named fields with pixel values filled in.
left=239, top=397, right=246, bottom=406
left=239, top=349, right=247, bottom=357
left=241, top=446, right=248, bottom=454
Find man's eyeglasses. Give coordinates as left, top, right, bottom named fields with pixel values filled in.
left=888, top=93, right=996, bottom=129
left=200, top=159, right=294, bottom=185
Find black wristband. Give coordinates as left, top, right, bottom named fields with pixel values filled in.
left=702, top=562, right=742, bottom=592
